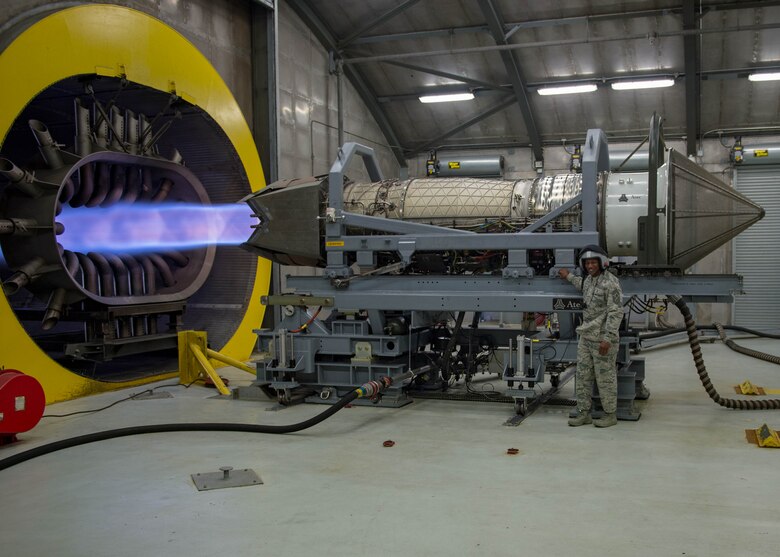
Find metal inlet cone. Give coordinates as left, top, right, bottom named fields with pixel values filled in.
left=666, top=150, right=765, bottom=270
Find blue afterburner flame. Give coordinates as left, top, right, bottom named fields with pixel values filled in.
left=58, top=202, right=257, bottom=254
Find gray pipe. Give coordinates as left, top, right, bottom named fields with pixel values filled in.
left=151, top=177, right=173, bottom=202
left=126, top=110, right=139, bottom=155
left=162, top=250, right=189, bottom=267
left=76, top=253, right=99, bottom=294
left=148, top=254, right=175, bottom=287
left=63, top=250, right=80, bottom=276
left=105, top=254, right=131, bottom=337
left=87, top=252, right=115, bottom=297
left=105, top=254, right=130, bottom=296
left=0, top=158, right=40, bottom=197
left=141, top=167, right=153, bottom=199
left=74, top=98, right=92, bottom=157
left=139, top=113, right=152, bottom=155
left=139, top=256, right=157, bottom=295
left=41, top=288, right=66, bottom=331
left=87, top=163, right=111, bottom=207
left=2, top=256, right=45, bottom=296
left=139, top=255, right=159, bottom=334
left=0, top=218, right=36, bottom=236
left=71, top=163, right=95, bottom=207
left=119, top=254, right=144, bottom=294
left=121, top=167, right=142, bottom=203
left=29, top=119, right=63, bottom=169
left=60, top=177, right=76, bottom=204
left=110, top=106, right=125, bottom=152
left=120, top=254, right=145, bottom=335
left=102, top=165, right=126, bottom=206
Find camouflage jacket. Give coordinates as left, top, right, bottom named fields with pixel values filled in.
left=566, top=270, right=623, bottom=344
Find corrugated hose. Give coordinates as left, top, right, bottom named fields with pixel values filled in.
left=713, top=322, right=780, bottom=366
left=670, top=296, right=780, bottom=410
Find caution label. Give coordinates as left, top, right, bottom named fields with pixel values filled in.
left=325, top=240, right=344, bottom=247
left=753, top=149, right=769, bottom=157
left=448, top=161, right=461, bottom=169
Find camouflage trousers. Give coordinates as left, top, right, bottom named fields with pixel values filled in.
left=575, top=338, right=618, bottom=414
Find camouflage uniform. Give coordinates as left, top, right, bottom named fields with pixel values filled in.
left=566, top=270, right=623, bottom=414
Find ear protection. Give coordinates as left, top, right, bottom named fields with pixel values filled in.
left=578, top=244, right=610, bottom=270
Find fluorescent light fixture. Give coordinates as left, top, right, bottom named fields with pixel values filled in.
left=748, top=72, right=780, bottom=82
left=419, top=92, right=475, bottom=103
left=611, top=78, right=675, bottom=90
left=537, top=83, right=598, bottom=96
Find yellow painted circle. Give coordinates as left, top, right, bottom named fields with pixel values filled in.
left=0, top=5, right=270, bottom=403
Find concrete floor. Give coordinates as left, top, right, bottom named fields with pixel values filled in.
left=2, top=337, right=780, bottom=557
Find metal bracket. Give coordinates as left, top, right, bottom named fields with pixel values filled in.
left=262, top=294, right=334, bottom=307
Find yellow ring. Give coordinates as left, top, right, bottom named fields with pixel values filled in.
left=0, top=5, right=270, bottom=403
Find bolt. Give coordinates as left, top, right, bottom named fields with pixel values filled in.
left=220, top=466, right=233, bottom=480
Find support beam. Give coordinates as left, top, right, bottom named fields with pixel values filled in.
left=337, top=0, right=423, bottom=49
left=683, top=0, right=700, bottom=156
left=287, top=0, right=407, bottom=169
left=410, top=96, right=516, bottom=155
left=477, top=0, right=543, bottom=162
left=250, top=2, right=278, bottom=184
left=344, top=22, right=780, bottom=65
left=348, top=2, right=780, bottom=46
left=382, top=60, right=511, bottom=93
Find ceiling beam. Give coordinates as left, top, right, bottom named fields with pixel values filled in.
left=349, top=1, right=780, bottom=46
left=477, top=0, right=542, bottom=162
left=343, top=22, right=780, bottom=65
left=287, top=0, right=407, bottom=168
left=382, top=60, right=512, bottom=93
left=410, top=96, right=517, bottom=155
left=337, top=0, right=423, bottom=50
left=683, top=0, right=700, bottom=157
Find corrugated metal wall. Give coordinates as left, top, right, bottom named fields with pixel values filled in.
left=734, top=167, right=780, bottom=329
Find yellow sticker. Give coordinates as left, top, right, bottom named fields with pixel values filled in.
left=448, top=161, right=461, bottom=169
left=326, top=240, right=345, bottom=247
left=753, top=149, right=769, bottom=157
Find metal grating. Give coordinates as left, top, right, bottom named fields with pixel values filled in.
left=734, top=167, right=780, bottom=330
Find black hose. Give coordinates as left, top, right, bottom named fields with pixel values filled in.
left=713, top=323, right=780, bottom=366
left=669, top=296, right=780, bottom=410
left=639, top=324, right=780, bottom=340
left=440, top=311, right=465, bottom=386
left=0, top=391, right=359, bottom=472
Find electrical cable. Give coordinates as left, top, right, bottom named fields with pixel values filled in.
left=290, top=306, right=322, bottom=333
left=0, top=368, right=425, bottom=472
left=639, top=324, right=780, bottom=340
left=0, top=392, right=359, bottom=472
left=41, top=379, right=200, bottom=418
left=669, top=296, right=780, bottom=410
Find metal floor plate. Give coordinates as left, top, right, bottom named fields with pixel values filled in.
left=191, top=468, right=263, bottom=491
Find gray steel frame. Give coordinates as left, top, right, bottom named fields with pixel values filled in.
left=253, top=131, right=744, bottom=418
